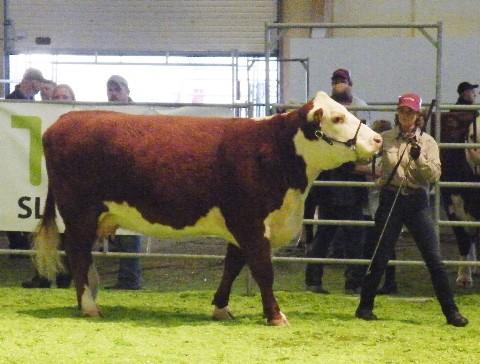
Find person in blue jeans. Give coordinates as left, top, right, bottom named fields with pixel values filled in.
left=355, top=93, right=468, bottom=327
left=105, top=75, right=142, bottom=290
left=107, top=235, right=143, bottom=290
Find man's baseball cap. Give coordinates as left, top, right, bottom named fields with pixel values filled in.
left=331, top=68, right=352, bottom=85
left=397, top=93, right=422, bottom=112
left=22, top=68, right=48, bottom=82
left=107, top=75, right=129, bottom=89
left=457, top=81, right=478, bottom=94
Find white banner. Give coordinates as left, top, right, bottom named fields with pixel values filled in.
left=0, top=102, right=233, bottom=231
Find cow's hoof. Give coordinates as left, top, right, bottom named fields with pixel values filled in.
left=82, top=306, right=102, bottom=317
left=267, top=312, right=289, bottom=326
left=212, top=306, right=235, bottom=321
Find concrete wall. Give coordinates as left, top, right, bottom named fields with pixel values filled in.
left=331, top=0, right=480, bottom=37
left=285, top=35, right=480, bottom=122
left=280, top=0, right=480, bottom=109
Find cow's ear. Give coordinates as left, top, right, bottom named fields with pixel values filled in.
left=313, top=108, right=323, bottom=123
left=301, top=107, right=322, bottom=141
left=298, top=101, right=314, bottom=120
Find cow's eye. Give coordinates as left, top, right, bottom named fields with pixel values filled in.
left=333, top=115, right=344, bottom=124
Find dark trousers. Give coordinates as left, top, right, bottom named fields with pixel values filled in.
left=7, top=231, right=31, bottom=250
left=115, top=235, right=142, bottom=289
left=358, top=189, right=458, bottom=317
left=359, top=221, right=397, bottom=287
left=441, top=190, right=473, bottom=256
left=305, top=204, right=365, bottom=289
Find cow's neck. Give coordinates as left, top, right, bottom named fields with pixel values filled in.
left=259, top=110, right=355, bottom=193
left=292, top=128, right=354, bottom=185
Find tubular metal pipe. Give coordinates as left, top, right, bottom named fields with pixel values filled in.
left=271, top=103, right=480, bottom=111
left=433, top=21, right=444, bottom=241
left=3, top=249, right=480, bottom=267
left=438, top=143, right=480, bottom=149
left=303, top=219, right=374, bottom=226
left=438, top=220, right=480, bottom=227
left=267, top=22, right=439, bottom=29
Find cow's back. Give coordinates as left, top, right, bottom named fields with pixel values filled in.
left=44, top=111, right=236, bottom=227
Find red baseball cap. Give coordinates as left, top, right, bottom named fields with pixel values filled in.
left=331, top=68, right=352, bottom=85
left=397, top=93, right=422, bottom=112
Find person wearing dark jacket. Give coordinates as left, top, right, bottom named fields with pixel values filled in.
left=6, top=67, right=46, bottom=100
left=305, top=162, right=368, bottom=294
left=304, top=68, right=370, bottom=294
left=103, top=75, right=143, bottom=290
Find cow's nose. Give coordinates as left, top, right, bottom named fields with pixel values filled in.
left=373, top=135, right=383, bottom=145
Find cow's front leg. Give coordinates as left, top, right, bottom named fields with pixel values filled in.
left=245, top=239, right=288, bottom=326
left=212, top=244, right=246, bottom=320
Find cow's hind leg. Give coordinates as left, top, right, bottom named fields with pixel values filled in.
left=212, top=244, right=246, bottom=320
left=244, top=238, right=288, bottom=326
left=64, top=212, right=102, bottom=317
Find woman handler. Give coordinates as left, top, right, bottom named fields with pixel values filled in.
left=355, top=93, right=468, bottom=327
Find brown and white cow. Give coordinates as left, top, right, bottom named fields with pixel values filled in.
left=34, top=91, right=382, bottom=325
left=449, top=117, right=480, bottom=287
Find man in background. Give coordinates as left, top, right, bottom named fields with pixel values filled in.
left=304, top=68, right=370, bottom=294
left=105, top=75, right=143, bottom=290
left=107, top=75, right=133, bottom=103
left=6, top=68, right=48, bottom=100
left=456, top=81, right=477, bottom=105
left=330, top=68, right=371, bottom=125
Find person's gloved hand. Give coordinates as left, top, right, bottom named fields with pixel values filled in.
left=409, top=142, right=421, bottom=160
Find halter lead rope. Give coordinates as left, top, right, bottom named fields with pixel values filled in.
left=366, top=143, right=413, bottom=276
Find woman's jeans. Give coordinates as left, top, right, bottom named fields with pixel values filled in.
left=358, top=188, right=458, bottom=317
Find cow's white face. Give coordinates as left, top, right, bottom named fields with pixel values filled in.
left=308, top=91, right=381, bottom=160
left=296, top=91, right=382, bottom=182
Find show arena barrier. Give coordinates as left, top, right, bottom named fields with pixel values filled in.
left=1, top=101, right=479, bottom=297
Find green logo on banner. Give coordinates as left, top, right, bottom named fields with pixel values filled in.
left=11, top=115, right=43, bottom=186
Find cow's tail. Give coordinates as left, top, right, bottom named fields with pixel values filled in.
left=33, top=185, right=63, bottom=281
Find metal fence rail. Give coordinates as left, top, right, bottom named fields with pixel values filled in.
left=2, top=20, right=480, bottom=291
left=2, top=249, right=480, bottom=267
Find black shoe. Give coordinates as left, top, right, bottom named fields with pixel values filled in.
left=446, top=312, right=469, bottom=327
left=355, top=308, right=378, bottom=321
left=377, top=283, right=398, bottom=295
left=306, top=285, right=330, bottom=294
left=22, top=276, right=52, bottom=288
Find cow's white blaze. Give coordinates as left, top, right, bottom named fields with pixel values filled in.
left=81, top=285, right=100, bottom=316
left=293, top=128, right=354, bottom=184
left=263, top=189, right=305, bottom=248
left=99, top=202, right=238, bottom=245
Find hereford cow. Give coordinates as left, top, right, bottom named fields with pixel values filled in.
left=440, top=112, right=480, bottom=288
left=451, top=118, right=480, bottom=287
left=34, top=91, right=382, bottom=325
